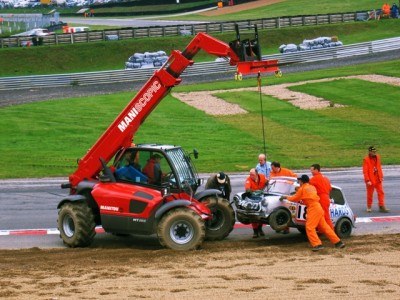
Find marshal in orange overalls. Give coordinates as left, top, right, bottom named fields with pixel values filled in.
left=310, top=172, right=334, bottom=229
left=286, top=182, right=340, bottom=247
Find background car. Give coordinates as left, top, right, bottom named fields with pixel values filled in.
left=12, top=28, right=54, bottom=37
left=233, top=176, right=356, bottom=238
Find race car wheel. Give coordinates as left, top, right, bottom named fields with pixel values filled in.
left=157, top=208, right=205, bottom=251
left=269, top=208, right=291, bottom=231
left=335, top=218, right=352, bottom=238
left=201, top=197, right=235, bottom=241
left=57, top=202, right=96, bottom=248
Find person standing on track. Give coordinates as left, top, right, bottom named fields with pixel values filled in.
left=269, top=161, right=297, bottom=179
left=245, top=168, right=267, bottom=238
left=363, top=146, right=389, bottom=213
left=255, top=153, right=271, bottom=180
left=205, top=172, right=232, bottom=200
left=280, top=175, right=345, bottom=252
left=310, top=164, right=334, bottom=229
left=269, top=161, right=297, bottom=234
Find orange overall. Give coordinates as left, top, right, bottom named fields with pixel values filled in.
left=382, top=3, right=390, bottom=16
left=363, top=154, right=385, bottom=207
left=287, top=183, right=340, bottom=247
left=245, top=173, right=267, bottom=230
left=310, top=173, right=334, bottom=229
left=269, top=167, right=297, bottom=179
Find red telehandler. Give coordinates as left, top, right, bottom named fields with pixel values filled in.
left=58, top=25, right=280, bottom=250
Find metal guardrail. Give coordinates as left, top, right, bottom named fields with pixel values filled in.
left=0, top=11, right=368, bottom=48
left=1, top=37, right=399, bottom=91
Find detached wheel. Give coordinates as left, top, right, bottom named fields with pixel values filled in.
left=335, top=218, right=352, bottom=238
left=57, top=202, right=96, bottom=247
left=202, top=197, right=235, bottom=241
left=269, top=208, right=291, bottom=231
left=158, top=208, right=205, bottom=251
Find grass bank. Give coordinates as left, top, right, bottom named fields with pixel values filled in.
left=0, top=59, right=399, bottom=179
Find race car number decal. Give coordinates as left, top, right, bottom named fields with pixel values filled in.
left=296, top=204, right=307, bottom=222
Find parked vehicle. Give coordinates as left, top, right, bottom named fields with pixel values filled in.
left=12, top=28, right=54, bottom=37
left=233, top=176, right=356, bottom=238
left=57, top=25, right=280, bottom=251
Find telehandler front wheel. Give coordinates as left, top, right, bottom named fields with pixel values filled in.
left=157, top=208, right=205, bottom=251
left=57, top=202, right=96, bottom=248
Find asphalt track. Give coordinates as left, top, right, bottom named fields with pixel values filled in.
left=0, top=168, right=399, bottom=249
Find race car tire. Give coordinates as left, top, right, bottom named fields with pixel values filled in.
left=335, top=218, right=352, bottom=238
left=201, top=197, right=235, bottom=241
left=269, top=208, right=291, bottom=231
left=57, top=201, right=96, bottom=248
left=157, top=208, right=205, bottom=251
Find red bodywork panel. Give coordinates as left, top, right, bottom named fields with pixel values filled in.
left=237, top=60, right=279, bottom=74
left=91, top=182, right=211, bottom=218
left=68, top=32, right=279, bottom=188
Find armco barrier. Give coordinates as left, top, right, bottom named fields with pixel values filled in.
left=0, top=37, right=399, bottom=91
left=0, top=11, right=368, bottom=48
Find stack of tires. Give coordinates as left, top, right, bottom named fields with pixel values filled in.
left=125, top=51, right=169, bottom=69
left=279, top=36, right=343, bottom=53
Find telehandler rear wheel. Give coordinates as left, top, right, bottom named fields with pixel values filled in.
left=201, top=197, right=235, bottom=241
left=157, top=208, right=205, bottom=251
left=57, top=202, right=96, bottom=247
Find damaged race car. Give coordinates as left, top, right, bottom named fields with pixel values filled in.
left=233, top=176, right=356, bottom=238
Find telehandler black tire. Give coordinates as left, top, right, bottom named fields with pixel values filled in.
left=201, top=197, right=235, bottom=241
left=57, top=202, right=96, bottom=247
left=157, top=208, right=205, bottom=251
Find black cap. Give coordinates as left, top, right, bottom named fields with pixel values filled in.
left=217, top=172, right=226, bottom=184
left=297, top=174, right=309, bottom=183
left=368, top=146, right=377, bottom=152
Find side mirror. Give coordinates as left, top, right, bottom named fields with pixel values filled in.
left=161, top=187, right=171, bottom=198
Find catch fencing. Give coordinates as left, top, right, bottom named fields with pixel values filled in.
left=1, top=36, right=399, bottom=91
left=0, top=11, right=370, bottom=48
left=0, top=13, right=60, bottom=35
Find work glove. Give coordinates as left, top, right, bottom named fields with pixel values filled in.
left=279, top=196, right=285, bottom=201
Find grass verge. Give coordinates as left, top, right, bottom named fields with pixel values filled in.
left=0, top=59, right=399, bottom=178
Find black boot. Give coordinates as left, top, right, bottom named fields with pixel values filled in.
left=253, top=228, right=259, bottom=238
left=258, top=225, right=265, bottom=236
